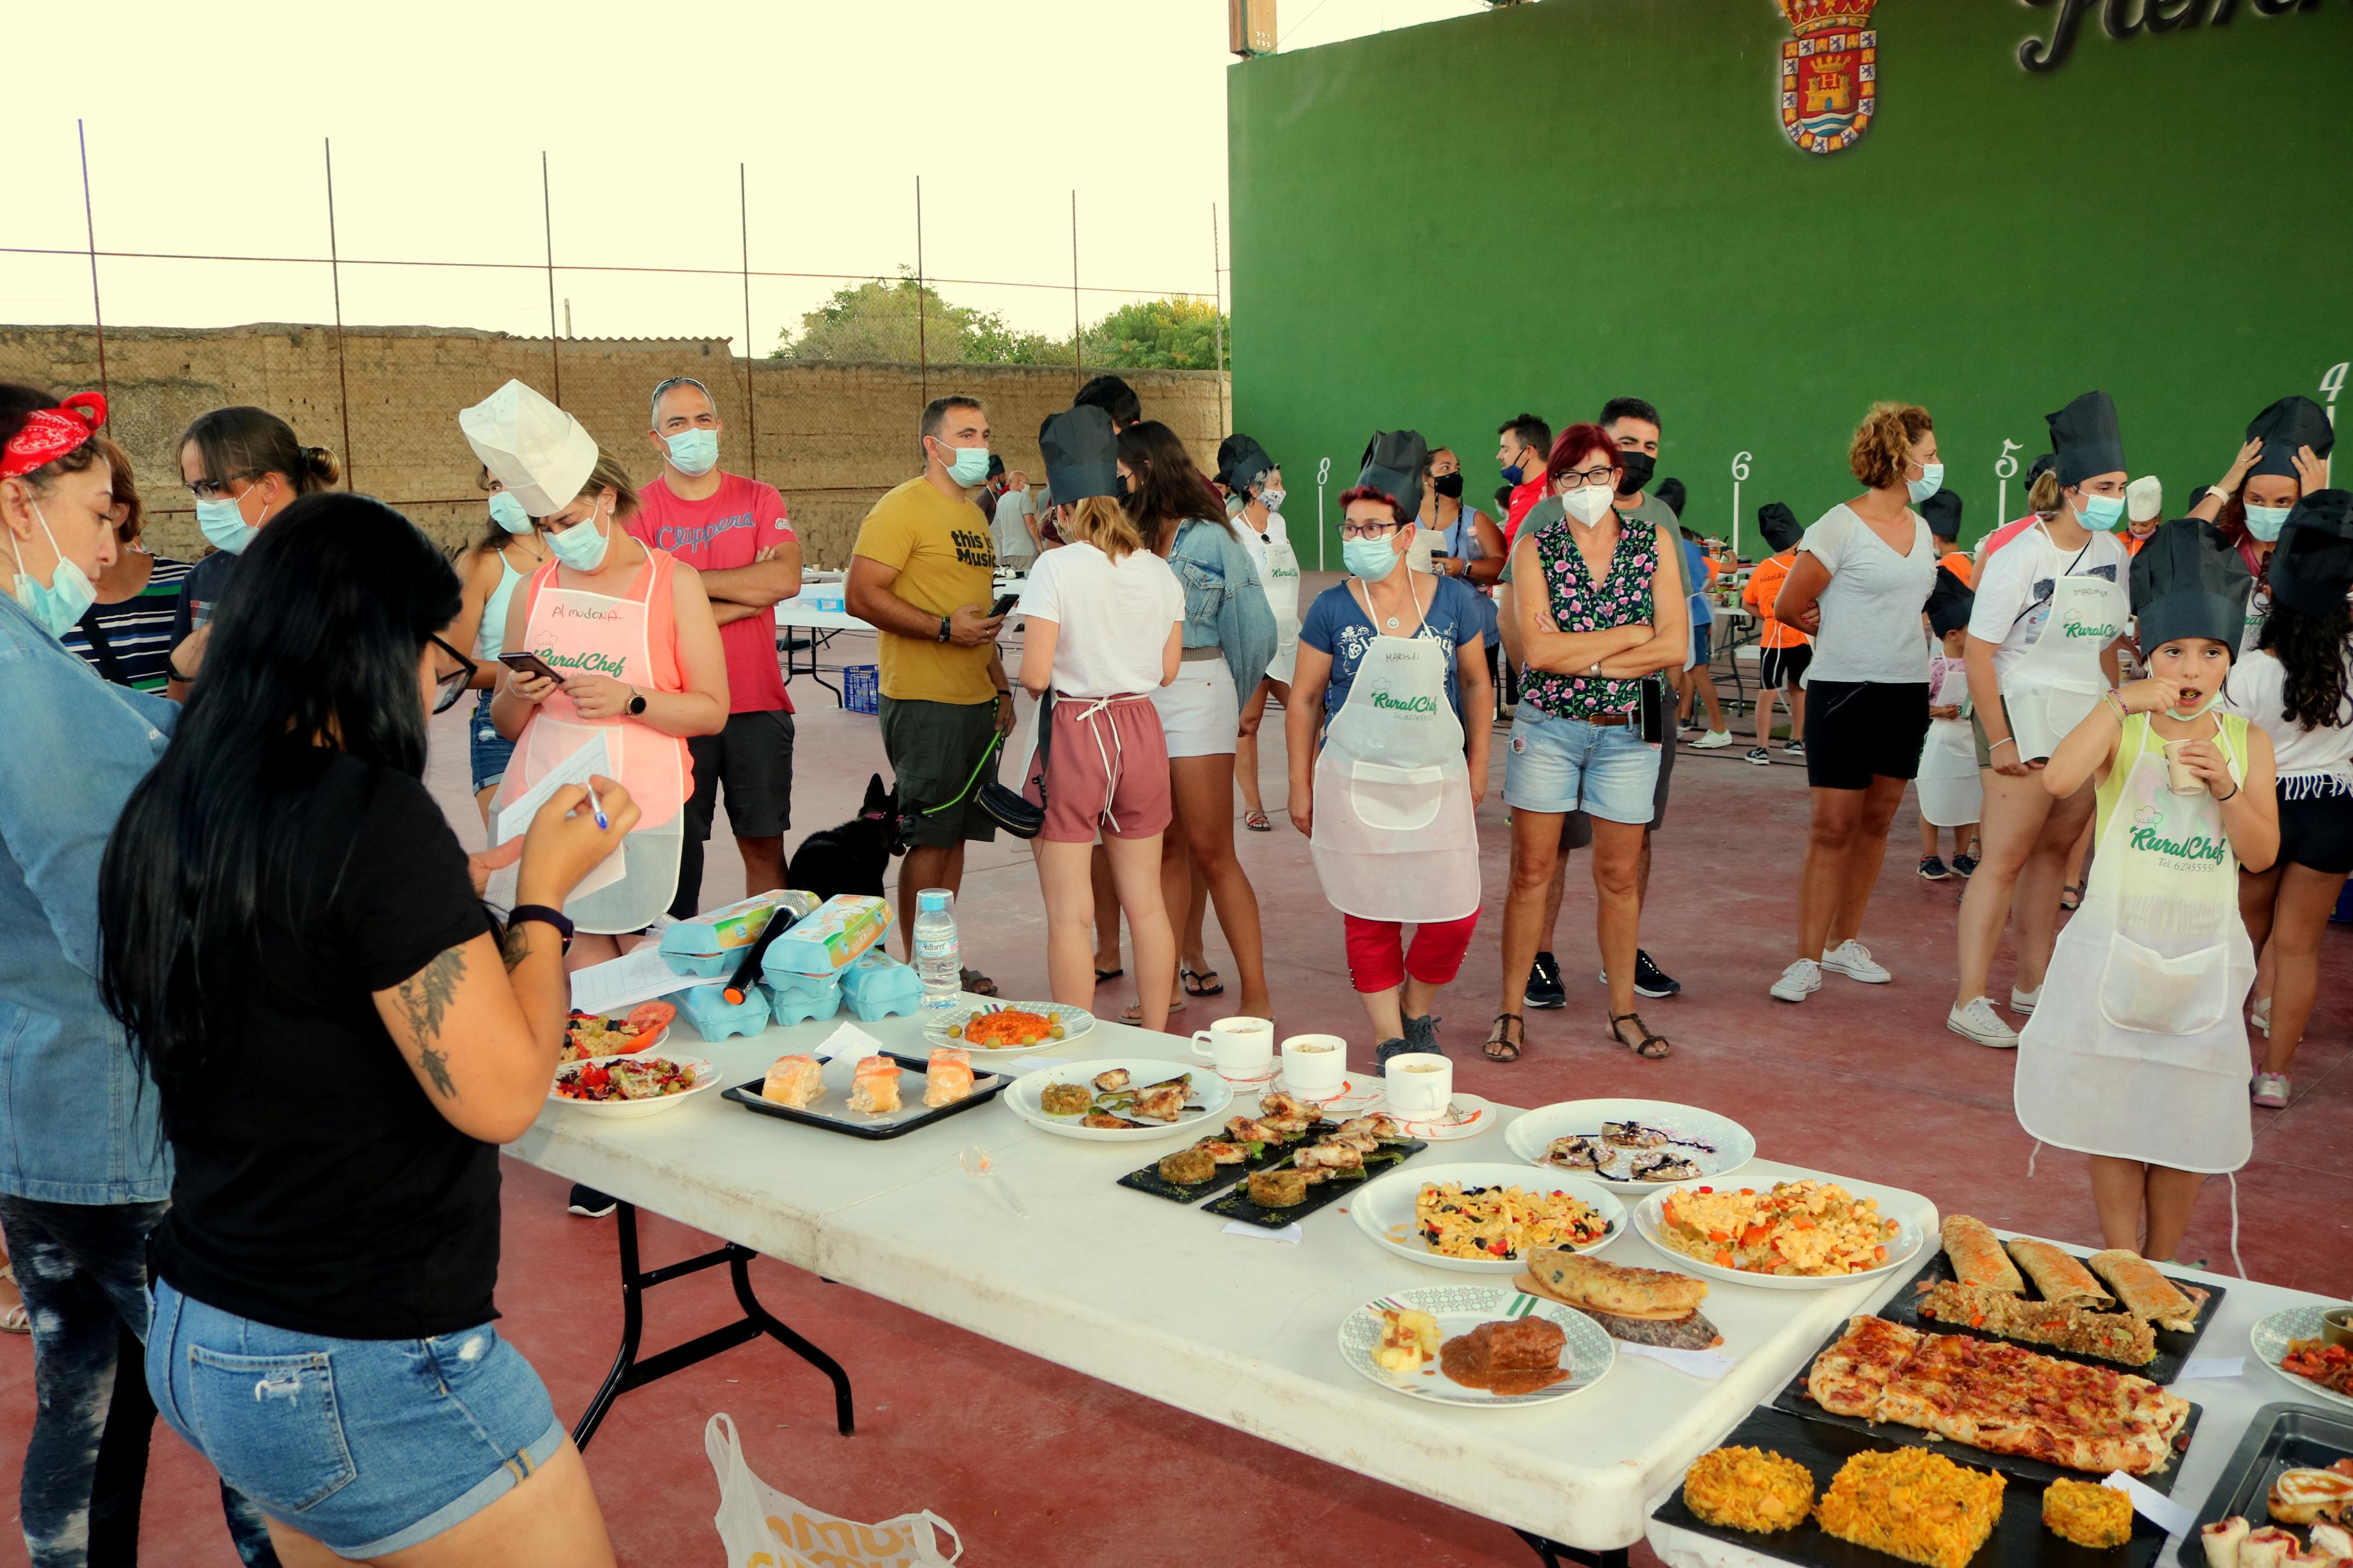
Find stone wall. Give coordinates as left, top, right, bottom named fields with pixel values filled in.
left=0, top=325, right=1229, bottom=564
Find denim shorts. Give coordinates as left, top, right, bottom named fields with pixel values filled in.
left=469, top=691, right=515, bottom=794
left=147, top=1278, right=565, bottom=1558
left=1502, top=707, right=1662, bottom=823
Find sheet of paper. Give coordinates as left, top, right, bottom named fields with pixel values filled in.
left=567, top=944, right=726, bottom=1015
left=1614, top=1342, right=1737, bottom=1380
left=2175, top=1356, right=2244, bottom=1381
left=490, top=731, right=611, bottom=844
left=2102, top=1473, right=2195, bottom=1538
left=812, top=1022, right=887, bottom=1062
left=1223, top=1221, right=1304, bottom=1245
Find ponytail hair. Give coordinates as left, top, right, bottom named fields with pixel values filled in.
left=1847, top=401, right=1933, bottom=490
left=2028, top=467, right=2064, bottom=518
left=1062, top=495, right=1144, bottom=562
left=181, top=406, right=340, bottom=495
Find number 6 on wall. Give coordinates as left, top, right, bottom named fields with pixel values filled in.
left=1730, top=450, right=1752, bottom=560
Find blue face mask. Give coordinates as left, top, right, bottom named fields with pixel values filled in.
left=547, top=504, right=611, bottom=571
left=195, top=486, right=268, bottom=555
left=1501, top=461, right=1527, bottom=486
left=9, top=500, right=97, bottom=638
left=2244, top=503, right=2292, bottom=542
left=2075, top=491, right=2126, bottom=531
left=1343, top=535, right=1401, bottom=582
left=935, top=441, right=991, bottom=488
left=1906, top=463, right=1945, bottom=504
left=665, top=428, right=719, bottom=477
left=487, top=492, right=532, bottom=534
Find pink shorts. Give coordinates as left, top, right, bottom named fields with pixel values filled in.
left=1025, top=695, right=1173, bottom=842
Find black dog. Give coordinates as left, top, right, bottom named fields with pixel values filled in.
left=785, top=773, right=905, bottom=899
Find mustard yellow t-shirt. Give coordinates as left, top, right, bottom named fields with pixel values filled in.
left=851, top=475, right=998, bottom=703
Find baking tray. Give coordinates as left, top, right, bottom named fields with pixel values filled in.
left=1115, top=1118, right=1343, bottom=1205
left=722, top=1050, right=1008, bottom=1140
left=2173, top=1402, right=2353, bottom=1568
left=1652, top=1405, right=2168, bottom=1568
left=1773, top=1321, right=2203, bottom=1495
left=1201, top=1136, right=1429, bottom=1229
left=1882, top=1243, right=2225, bottom=1385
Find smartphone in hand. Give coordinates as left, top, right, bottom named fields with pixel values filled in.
left=499, top=651, right=563, bottom=684
left=989, top=593, right=1020, bottom=619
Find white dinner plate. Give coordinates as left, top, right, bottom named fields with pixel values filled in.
left=2249, top=1304, right=2353, bottom=1413
left=1504, top=1098, right=1755, bottom=1184
left=1351, top=1163, right=1626, bottom=1274
left=547, top=1054, right=719, bottom=1119
left=1003, top=1059, right=1234, bottom=1142
left=1630, top=1176, right=1925, bottom=1290
left=1383, top=1091, right=1501, bottom=1143
left=1337, top=1285, right=1616, bottom=1407
left=925, top=998, right=1095, bottom=1059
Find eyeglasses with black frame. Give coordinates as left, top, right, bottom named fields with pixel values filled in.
left=1338, top=520, right=1407, bottom=541
left=184, top=470, right=258, bottom=502
left=1556, top=465, right=1620, bottom=491
left=427, top=634, right=478, bottom=714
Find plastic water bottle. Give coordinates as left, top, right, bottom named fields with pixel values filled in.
left=913, top=888, right=961, bottom=1014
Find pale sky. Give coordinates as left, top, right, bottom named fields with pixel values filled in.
left=7, top=0, right=1479, bottom=351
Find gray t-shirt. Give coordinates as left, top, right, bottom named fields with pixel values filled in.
left=1796, top=502, right=1934, bottom=685
left=991, top=488, right=1037, bottom=560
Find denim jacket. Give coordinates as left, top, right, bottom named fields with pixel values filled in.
left=1169, top=517, right=1278, bottom=701
left=0, top=591, right=175, bottom=1203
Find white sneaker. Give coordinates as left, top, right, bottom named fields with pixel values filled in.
left=1948, top=997, right=2018, bottom=1048
left=1820, top=939, right=1892, bottom=984
left=1691, top=729, right=1734, bottom=749
left=2010, top=982, right=2041, bottom=1014
left=1770, top=958, right=1822, bottom=1002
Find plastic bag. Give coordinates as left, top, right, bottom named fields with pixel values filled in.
left=707, top=1414, right=961, bottom=1568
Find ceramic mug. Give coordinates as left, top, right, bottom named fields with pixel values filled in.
left=1279, top=1033, right=1347, bottom=1096
left=1383, top=1051, right=1453, bottom=1117
left=1190, top=1016, right=1275, bottom=1080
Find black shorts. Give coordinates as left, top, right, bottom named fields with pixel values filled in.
left=880, top=695, right=1001, bottom=848
left=1561, top=726, right=1674, bottom=848
left=682, top=709, right=796, bottom=841
left=1805, top=680, right=1930, bottom=790
left=2276, top=780, right=2353, bottom=875
left=1759, top=644, right=1812, bottom=689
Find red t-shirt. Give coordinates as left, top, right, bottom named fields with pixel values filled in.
left=627, top=472, right=797, bottom=714
left=1503, top=477, right=1549, bottom=549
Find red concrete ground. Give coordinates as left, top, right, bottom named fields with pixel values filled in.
left=9, top=598, right=2347, bottom=1566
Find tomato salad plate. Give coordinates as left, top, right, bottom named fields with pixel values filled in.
left=548, top=1053, right=719, bottom=1119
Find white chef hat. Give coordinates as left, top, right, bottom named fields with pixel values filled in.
left=459, top=379, right=600, bottom=517
left=2125, top=474, right=2163, bottom=524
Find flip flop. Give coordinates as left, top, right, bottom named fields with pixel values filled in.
left=1181, top=965, right=1224, bottom=998
left=1243, top=809, right=1272, bottom=832
left=1094, top=966, right=1124, bottom=983
left=1122, top=994, right=1186, bottom=1025
left=2059, top=885, right=2083, bottom=912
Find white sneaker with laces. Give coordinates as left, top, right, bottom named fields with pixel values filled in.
left=2010, top=982, right=2041, bottom=1014
left=1947, top=997, right=2018, bottom=1048
left=1691, top=730, right=1734, bottom=749
left=1820, top=939, right=1891, bottom=984
left=1769, top=958, right=1822, bottom=1002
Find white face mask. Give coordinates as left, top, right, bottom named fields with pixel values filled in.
left=1259, top=486, right=1286, bottom=512
left=1563, top=486, right=1614, bottom=526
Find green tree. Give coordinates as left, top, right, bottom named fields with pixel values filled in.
left=775, top=269, right=1231, bottom=371
left=1081, top=296, right=1229, bottom=371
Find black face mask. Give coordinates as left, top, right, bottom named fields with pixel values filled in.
left=1615, top=451, right=1656, bottom=496
left=1432, top=472, right=1464, bottom=500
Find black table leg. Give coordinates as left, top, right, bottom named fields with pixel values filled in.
left=1511, top=1531, right=1628, bottom=1568
left=780, top=628, right=844, bottom=705
left=571, top=1203, right=856, bottom=1451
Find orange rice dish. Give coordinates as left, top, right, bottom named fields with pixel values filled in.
left=960, top=1009, right=1059, bottom=1048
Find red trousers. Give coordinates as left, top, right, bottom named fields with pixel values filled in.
left=1342, top=911, right=1481, bottom=994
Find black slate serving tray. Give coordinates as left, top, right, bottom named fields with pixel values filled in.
left=2173, top=1402, right=2353, bottom=1568
left=1882, top=1245, right=2225, bottom=1385
left=1201, top=1136, right=1429, bottom=1229
left=1772, top=1320, right=2202, bottom=1495
left=1652, top=1405, right=2168, bottom=1568
left=721, top=1050, right=1008, bottom=1140
left=1115, top=1119, right=1343, bottom=1205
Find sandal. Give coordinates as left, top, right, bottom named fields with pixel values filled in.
left=1122, top=994, right=1186, bottom=1025
left=1482, top=1013, right=1524, bottom=1063
left=1243, top=809, right=1272, bottom=832
left=960, top=967, right=999, bottom=998
left=1607, top=1010, right=1671, bottom=1060
left=1181, top=965, right=1224, bottom=998
left=2059, top=885, right=2083, bottom=912
left=0, top=1265, right=27, bottom=1336
left=1094, top=966, right=1124, bottom=983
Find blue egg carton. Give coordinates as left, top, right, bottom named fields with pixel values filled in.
left=762, top=977, right=843, bottom=1026
left=761, top=963, right=842, bottom=1001
left=840, top=954, right=923, bottom=1022
left=677, top=984, right=771, bottom=1041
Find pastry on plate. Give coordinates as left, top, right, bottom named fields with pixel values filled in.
left=846, top=1055, right=901, bottom=1115
left=1939, top=1215, right=2025, bottom=1293
left=923, top=1047, right=973, bottom=1108
left=2003, top=1238, right=2113, bottom=1309
left=760, top=1054, right=823, bottom=1110
left=2086, top=1249, right=2206, bottom=1332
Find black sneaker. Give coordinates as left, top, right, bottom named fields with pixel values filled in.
left=567, top=1185, right=617, bottom=1218
left=1951, top=852, right=1978, bottom=877
left=1524, top=951, right=1567, bottom=1009
left=1633, top=950, right=1680, bottom=998
left=1783, top=739, right=1805, bottom=756
left=1919, top=856, right=1950, bottom=881
left=1745, top=746, right=1772, bottom=766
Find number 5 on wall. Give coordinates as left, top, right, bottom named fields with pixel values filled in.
left=1994, top=439, right=2022, bottom=528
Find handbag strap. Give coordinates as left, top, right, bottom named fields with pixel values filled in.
left=75, top=602, right=131, bottom=687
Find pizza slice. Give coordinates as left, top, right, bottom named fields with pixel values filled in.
left=1808, top=1313, right=1920, bottom=1417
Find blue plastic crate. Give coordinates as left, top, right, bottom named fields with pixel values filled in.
left=843, top=664, right=879, bottom=714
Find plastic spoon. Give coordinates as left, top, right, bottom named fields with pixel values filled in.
left=958, top=1145, right=1031, bottom=1219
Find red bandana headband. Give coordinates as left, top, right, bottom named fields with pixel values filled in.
left=1, top=392, right=107, bottom=479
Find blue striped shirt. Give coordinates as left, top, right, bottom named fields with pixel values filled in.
left=61, top=554, right=193, bottom=692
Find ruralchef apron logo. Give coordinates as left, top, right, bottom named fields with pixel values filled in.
left=2128, top=825, right=2228, bottom=865
left=1370, top=690, right=1439, bottom=714
left=1777, top=0, right=1878, bottom=156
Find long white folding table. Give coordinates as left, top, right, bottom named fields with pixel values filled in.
left=512, top=1008, right=1942, bottom=1564
left=772, top=572, right=1025, bottom=705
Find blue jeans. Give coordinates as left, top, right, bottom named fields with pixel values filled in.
left=1502, top=708, right=1663, bottom=823
left=468, top=691, right=515, bottom=794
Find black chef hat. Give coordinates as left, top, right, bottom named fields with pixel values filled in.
left=2047, top=392, right=2125, bottom=488
left=1037, top=405, right=1119, bottom=504
left=2130, top=517, right=2253, bottom=653
left=1757, top=502, right=1802, bottom=552
left=1216, top=433, right=1275, bottom=494
left=2245, top=396, right=2335, bottom=483
left=1655, top=477, right=1687, bottom=519
left=1926, top=564, right=1975, bottom=638
left=1921, top=488, right=1964, bottom=541
left=986, top=451, right=1006, bottom=482
left=2269, top=490, right=2353, bottom=618
left=1357, top=429, right=1427, bottom=520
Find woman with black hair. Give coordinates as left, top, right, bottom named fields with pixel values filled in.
left=2228, top=491, right=2353, bottom=1109
left=100, top=492, right=633, bottom=1565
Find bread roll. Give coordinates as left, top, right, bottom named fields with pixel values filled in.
left=2086, top=1249, right=2201, bottom=1331
left=1523, top=1247, right=1708, bottom=1318
left=2004, top=1238, right=2113, bottom=1309
left=1940, top=1215, right=2025, bottom=1293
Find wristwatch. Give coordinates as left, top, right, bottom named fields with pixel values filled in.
left=506, top=904, right=574, bottom=954
left=938, top=615, right=953, bottom=643
left=626, top=688, right=648, bottom=717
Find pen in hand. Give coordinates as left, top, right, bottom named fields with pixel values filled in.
left=588, top=779, right=609, bottom=831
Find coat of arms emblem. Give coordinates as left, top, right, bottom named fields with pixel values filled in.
left=1777, top=0, right=1877, bottom=155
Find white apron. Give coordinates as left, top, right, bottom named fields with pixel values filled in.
left=1258, top=515, right=1303, bottom=686
left=2001, top=548, right=2128, bottom=762
left=2014, top=712, right=2254, bottom=1174
left=1308, top=581, right=1481, bottom=924
left=1917, top=656, right=1982, bottom=827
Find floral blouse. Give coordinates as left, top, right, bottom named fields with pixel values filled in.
left=1518, top=518, right=1660, bottom=721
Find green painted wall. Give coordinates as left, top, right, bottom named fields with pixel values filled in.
left=1227, top=0, right=2353, bottom=563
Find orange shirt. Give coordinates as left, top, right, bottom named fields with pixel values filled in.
left=1743, top=550, right=1812, bottom=649
left=1937, top=549, right=1974, bottom=588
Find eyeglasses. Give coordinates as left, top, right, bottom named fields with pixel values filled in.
left=1339, top=520, right=1404, bottom=541
left=1556, top=466, right=1619, bottom=490
left=427, top=634, right=478, bottom=714
left=184, top=471, right=257, bottom=502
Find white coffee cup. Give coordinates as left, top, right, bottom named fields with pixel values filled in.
left=1190, top=1016, right=1275, bottom=1080
left=1280, top=1033, right=1348, bottom=1095
left=1383, top=1052, right=1453, bottom=1117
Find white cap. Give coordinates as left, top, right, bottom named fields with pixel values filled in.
left=458, top=379, right=600, bottom=517
left=2125, top=474, right=2163, bottom=524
